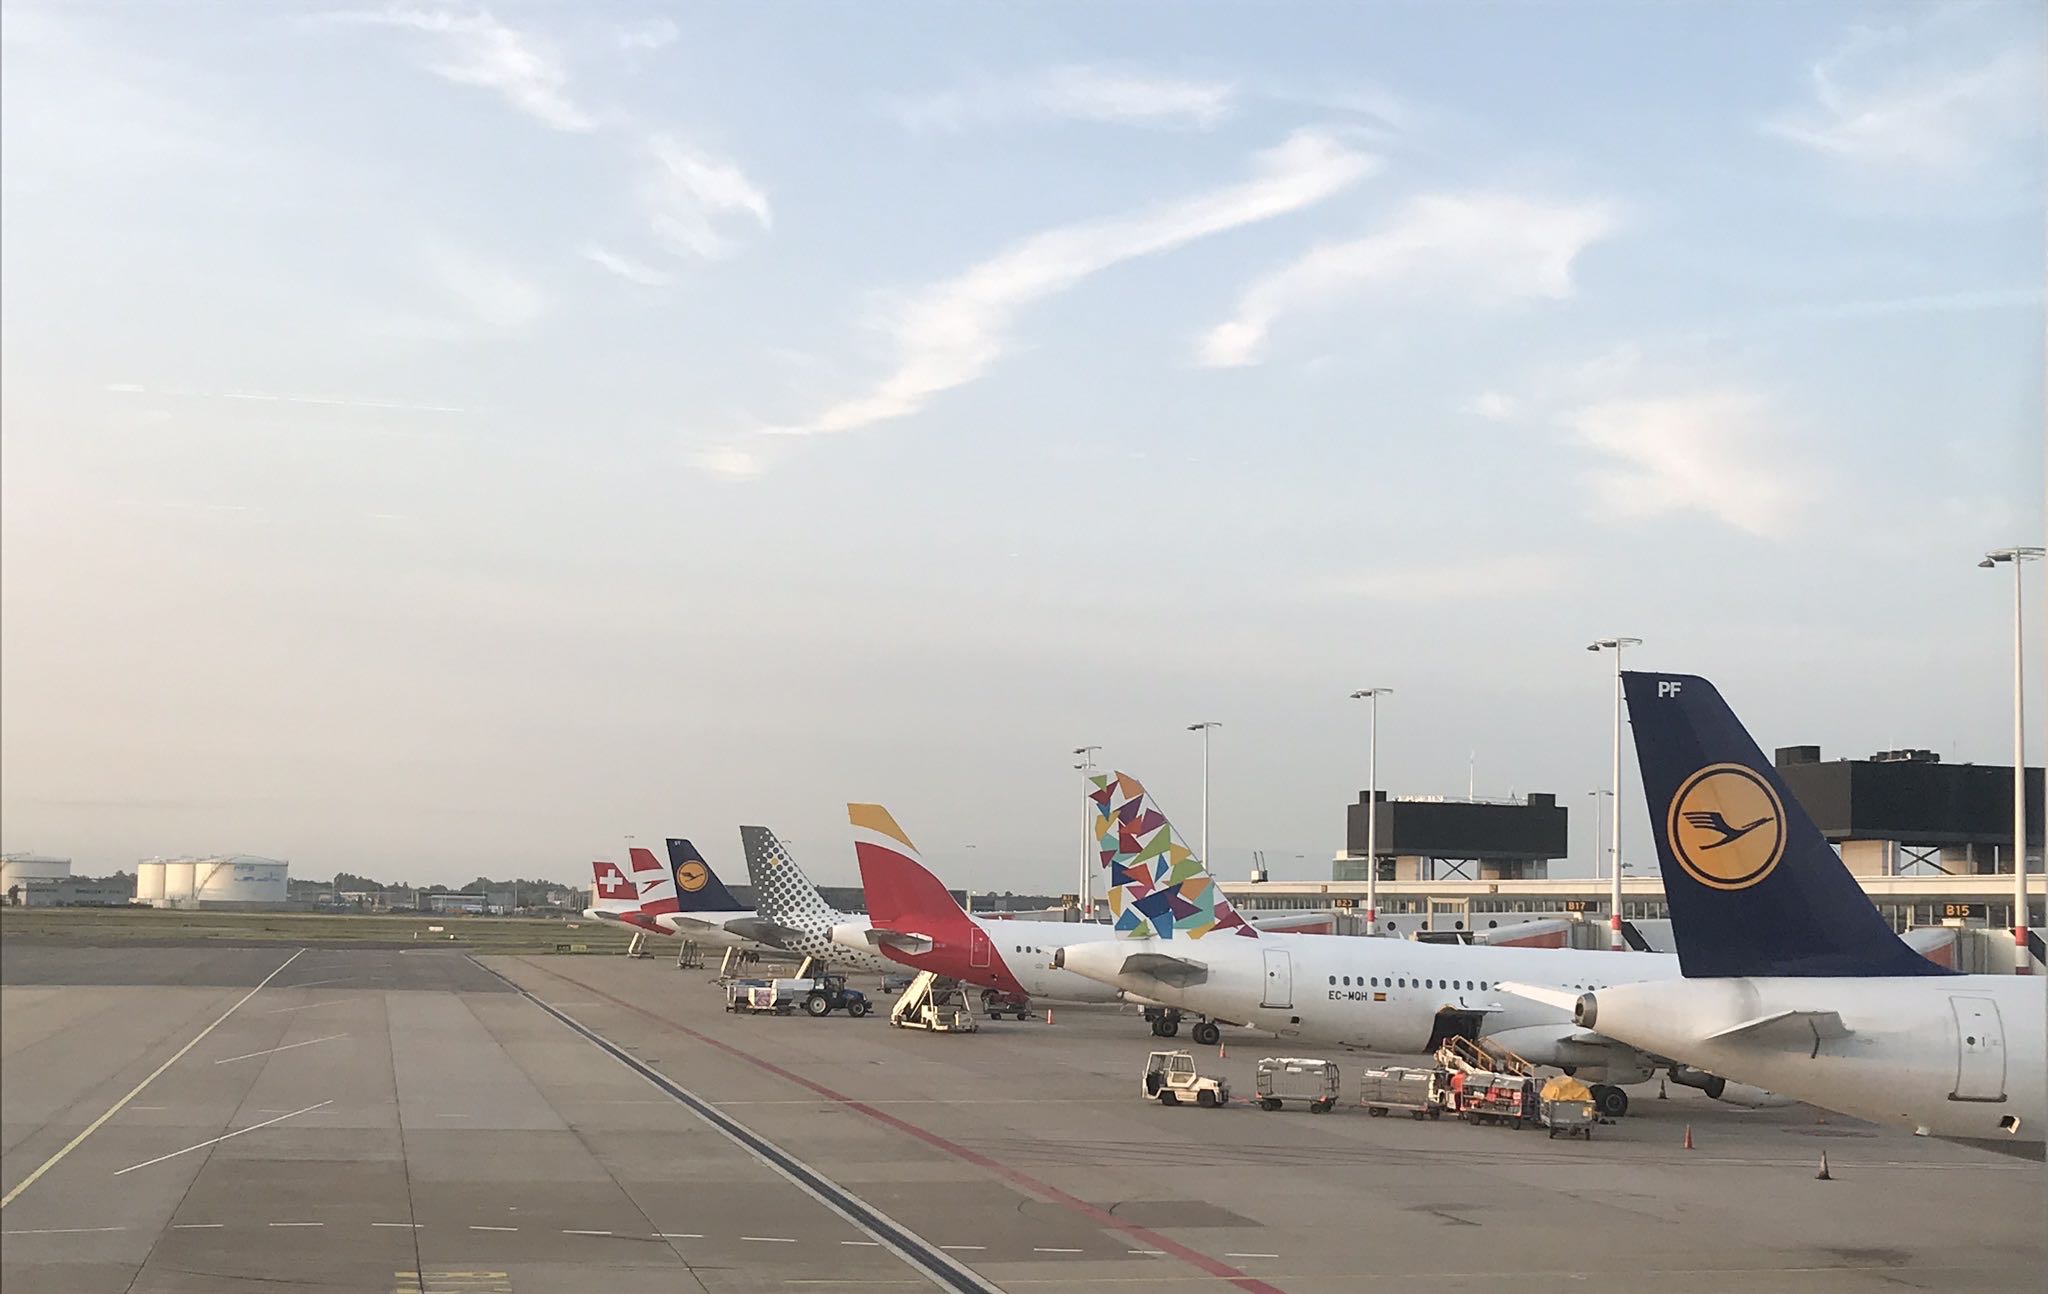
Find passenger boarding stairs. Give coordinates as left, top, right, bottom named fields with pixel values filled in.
left=1435, top=1034, right=1533, bottom=1077
left=889, top=972, right=980, bottom=1032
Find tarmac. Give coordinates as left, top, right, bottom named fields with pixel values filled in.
left=2, top=943, right=2040, bottom=1293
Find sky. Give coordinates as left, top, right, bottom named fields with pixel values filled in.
left=2, top=1, right=2044, bottom=893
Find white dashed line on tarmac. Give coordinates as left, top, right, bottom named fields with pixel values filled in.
left=269, top=1222, right=323, bottom=1228
left=1128, top=1249, right=1167, bottom=1256
left=742, top=1235, right=798, bottom=1243
left=214, top=1034, right=348, bottom=1065
left=470, top=1226, right=518, bottom=1232
left=655, top=1233, right=703, bottom=1239
left=842, top=1240, right=881, bottom=1246
left=371, top=1222, right=421, bottom=1228
left=1227, top=1252, right=1280, bottom=1259
left=114, top=1101, right=333, bottom=1176
left=3, top=1226, right=129, bottom=1235
left=563, top=1229, right=611, bottom=1236
left=171, top=1224, right=224, bottom=1230
left=1034, top=1247, right=1083, bottom=1253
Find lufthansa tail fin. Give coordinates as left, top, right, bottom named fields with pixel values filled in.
left=1623, top=671, right=1950, bottom=978
left=665, top=839, right=742, bottom=912
left=1090, top=771, right=1256, bottom=940
left=847, top=804, right=961, bottom=929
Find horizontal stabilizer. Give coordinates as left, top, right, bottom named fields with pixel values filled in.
left=1704, top=1009, right=1851, bottom=1046
left=1496, top=981, right=1582, bottom=1012
left=720, top=917, right=801, bottom=945
left=863, top=928, right=936, bottom=955
left=1118, top=951, right=1209, bottom=987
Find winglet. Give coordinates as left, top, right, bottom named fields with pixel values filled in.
left=1090, top=771, right=1256, bottom=941
left=1624, top=671, right=1950, bottom=978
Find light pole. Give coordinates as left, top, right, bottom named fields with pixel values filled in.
left=1586, top=789, right=1608, bottom=880
left=1587, top=637, right=1641, bottom=950
left=1073, top=745, right=1100, bottom=921
left=1980, top=547, right=2043, bottom=974
left=1349, top=688, right=1393, bottom=933
left=1187, top=722, right=1222, bottom=863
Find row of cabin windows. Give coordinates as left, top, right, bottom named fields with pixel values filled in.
left=1325, top=975, right=1613, bottom=992
left=1328, top=975, right=1491, bottom=991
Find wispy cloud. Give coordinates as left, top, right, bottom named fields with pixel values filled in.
left=430, top=246, right=545, bottom=330
left=1566, top=390, right=1807, bottom=538
left=1765, top=22, right=2039, bottom=171
left=1306, top=552, right=1564, bottom=603
left=688, top=444, right=767, bottom=480
left=341, top=7, right=768, bottom=268
left=895, top=63, right=1237, bottom=132
left=774, top=131, right=1375, bottom=436
left=105, top=383, right=467, bottom=414
left=615, top=18, right=678, bottom=54
left=579, top=243, right=672, bottom=286
left=641, top=134, right=773, bottom=259
left=338, top=6, right=597, bottom=132
left=1199, top=192, right=1617, bottom=368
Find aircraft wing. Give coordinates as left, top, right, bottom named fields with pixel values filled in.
left=861, top=928, right=936, bottom=956
left=663, top=913, right=746, bottom=932
left=1118, top=951, right=1209, bottom=987
left=1704, top=1009, right=1851, bottom=1047
left=1496, top=981, right=1582, bottom=1012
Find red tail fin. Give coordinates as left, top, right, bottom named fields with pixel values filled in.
left=847, top=803, right=958, bottom=928
left=628, top=846, right=679, bottom=914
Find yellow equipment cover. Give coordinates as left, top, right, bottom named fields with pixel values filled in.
left=1541, top=1075, right=1593, bottom=1103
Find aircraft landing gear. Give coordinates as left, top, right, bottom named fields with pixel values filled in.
left=1190, top=1020, right=1221, bottom=1048
left=1144, top=1006, right=1183, bottom=1038
left=1590, top=1084, right=1630, bottom=1118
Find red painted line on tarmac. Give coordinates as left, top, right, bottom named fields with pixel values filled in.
left=517, top=958, right=1287, bottom=1294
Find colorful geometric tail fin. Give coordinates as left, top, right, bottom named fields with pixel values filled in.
left=665, top=838, right=742, bottom=911
left=627, top=846, right=679, bottom=915
left=1623, top=670, right=1951, bottom=978
left=1091, top=771, right=1256, bottom=940
left=847, top=804, right=958, bottom=928
left=738, top=825, right=843, bottom=926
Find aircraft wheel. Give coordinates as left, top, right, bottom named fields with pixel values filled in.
left=1158, top=1020, right=1180, bottom=1038
left=1592, top=1085, right=1630, bottom=1118
left=1191, top=1021, right=1221, bottom=1047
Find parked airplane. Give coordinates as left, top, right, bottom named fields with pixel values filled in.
left=1055, top=771, right=1765, bottom=1116
left=1505, top=671, right=2045, bottom=1155
left=651, top=838, right=765, bottom=948
left=737, top=824, right=895, bottom=975
left=836, top=802, right=1138, bottom=1013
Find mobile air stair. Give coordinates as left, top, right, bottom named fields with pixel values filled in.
left=889, top=972, right=980, bottom=1032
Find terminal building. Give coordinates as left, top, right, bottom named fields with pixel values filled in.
left=1221, top=744, right=2045, bottom=965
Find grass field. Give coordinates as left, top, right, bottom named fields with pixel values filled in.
left=0, top=905, right=637, bottom=954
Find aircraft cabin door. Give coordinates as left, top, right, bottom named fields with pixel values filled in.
left=1261, top=949, right=1293, bottom=1009
left=969, top=926, right=991, bottom=970
left=1949, top=996, right=2007, bottom=1102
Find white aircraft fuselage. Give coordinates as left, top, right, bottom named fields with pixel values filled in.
left=1058, top=932, right=1686, bottom=1082
left=1566, top=974, right=2046, bottom=1150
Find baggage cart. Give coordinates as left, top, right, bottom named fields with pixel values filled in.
left=1358, top=1066, right=1443, bottom=1119
left=1255, top=1057, right=1339, bottom=1113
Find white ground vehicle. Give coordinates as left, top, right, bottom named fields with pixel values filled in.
left=1255, top=1057, right=1340, bottom=1112
left=1142, top=1050, right=1229, bottom=1108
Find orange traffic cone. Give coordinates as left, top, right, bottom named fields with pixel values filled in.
left=1681, top=1125, right=1694, bottom=1150
left=1045, top=1007, right=1054, bottom=1025
left=1218, top=1039, right=1227, bottom=1059
left=1816, top=1152, right=1832, bottom=1181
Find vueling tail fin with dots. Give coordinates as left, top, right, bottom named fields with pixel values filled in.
left=1623, top=671, right=1950, bottom=978
left=665, top=838, right=742, bottom=913
left=1089, top=771, right=1257, bottom=941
